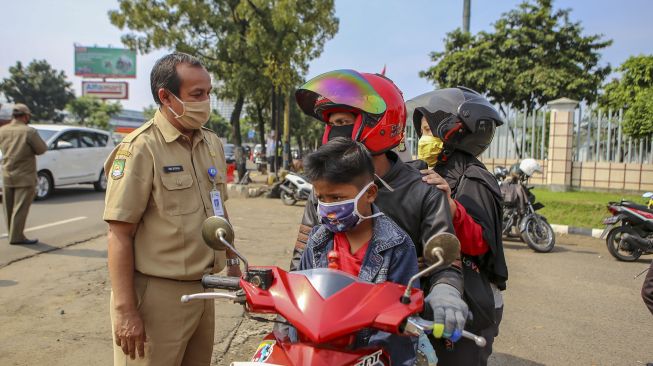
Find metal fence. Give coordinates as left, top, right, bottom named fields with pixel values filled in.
left=574, top=106, right=653, bottom=164
left=405, top=104, right=653, bottom=165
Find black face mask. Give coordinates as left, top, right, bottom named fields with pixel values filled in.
left=327, top=124, right=355, bottom=141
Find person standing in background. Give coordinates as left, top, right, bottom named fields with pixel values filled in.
left=0, top=103, right=47, bottom=245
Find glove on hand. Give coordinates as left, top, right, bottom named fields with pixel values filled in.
left=425, top=284, right=469, bottom=341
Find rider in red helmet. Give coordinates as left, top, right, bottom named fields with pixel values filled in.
left=292, top=70, right=469, bottom=360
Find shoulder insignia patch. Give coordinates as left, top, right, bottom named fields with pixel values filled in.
left=111, top=159, right=126, bottom=180
left=115, top=150, right=132, bottom=158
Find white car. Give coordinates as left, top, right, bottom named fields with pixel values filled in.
left=0, top=124, right=115, bottom=200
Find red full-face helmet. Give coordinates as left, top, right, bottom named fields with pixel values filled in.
left=295, top=69, right=407, bottom=155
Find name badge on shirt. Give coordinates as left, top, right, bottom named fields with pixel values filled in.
left=211, top=190, right=225, bottom=217
left=164, top=165, right=184, bottom=173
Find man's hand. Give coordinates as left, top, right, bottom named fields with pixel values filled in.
left=114, top=308, right=147, bottom=359
left=426, top=284, right=469, bottom=342
left=226, top=264, right=242, bottom=278
left=421, top=169, right=457, bottom=218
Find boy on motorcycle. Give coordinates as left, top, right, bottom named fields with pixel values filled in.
left=408, top=87, right=508, bottom=366
left=291, top=70, right=469, bottom=350
left=299, top=137, right=419, bottom=365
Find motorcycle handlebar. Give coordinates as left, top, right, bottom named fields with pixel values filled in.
left=201, top=274, right=241, bottom=290
left=403, top=316, right=487, bottom=347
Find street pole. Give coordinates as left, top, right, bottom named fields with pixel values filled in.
left=283, top=94, right=290, bottom=170
left=463, top=0, right=471, bottom=33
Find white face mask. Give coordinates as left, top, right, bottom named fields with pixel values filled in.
left=167, top=92, right=211, bottom=130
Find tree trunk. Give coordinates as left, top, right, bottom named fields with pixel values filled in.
left=297, top=133, right=303, bottom=159
left=230, top=94, right=245, bottom=146
left=256, top=103, right=266, bottom=152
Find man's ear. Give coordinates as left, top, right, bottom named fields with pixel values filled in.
left=158, top=88, right=172, bottom=107
left=366, top=183, right=378, bottom=204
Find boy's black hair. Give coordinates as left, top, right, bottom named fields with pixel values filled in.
left=304, top=137, right=375, bottom=187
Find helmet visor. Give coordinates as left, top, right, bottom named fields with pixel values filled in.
left=296, top=69, right=387, bottom=121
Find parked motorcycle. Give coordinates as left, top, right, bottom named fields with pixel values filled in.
left=498, top=159, right=556, bottom=253
left=182, top=216, right=486, bottom=366
left=601, top=192, right=653, bottom=261
left=279, top=172, right=313, bottom=206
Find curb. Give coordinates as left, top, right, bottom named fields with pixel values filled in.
left=550, top=224, right=604, bottom=239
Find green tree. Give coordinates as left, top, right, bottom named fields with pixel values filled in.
left=109, top=0, right=338, bottom=147
left=622, top=88, right=653, bottom=139
left=65, top=96, right=122, bottom=130
left=421, top=0, right=612, bottom=114
left=206, top=112, right=232, bottom=140
left=600, top=55, right=653, bottom=138
left=0, top=60, right=75, bottom=121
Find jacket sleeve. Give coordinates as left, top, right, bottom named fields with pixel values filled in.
left=420, top=187, right=464, bottom=294
left=643, top=261, right=653, bottom=315
left=387, top=235, right=419, bottom=287
left=452, top=200, right=490, bottom=256
left=290, top=191, right=319, bottom=271
left=28, top=128, right=48, bottom=155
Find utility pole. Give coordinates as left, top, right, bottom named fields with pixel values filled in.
left=283, top=94, right=290, bottom=170
left=463, top=0, right=471, bottom=33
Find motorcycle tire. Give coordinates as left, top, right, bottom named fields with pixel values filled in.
left=605, top=226, right=642, bottom=262
left=280, top=191, right=297, bottom=206
left=521, top=215, right=556, bottom=253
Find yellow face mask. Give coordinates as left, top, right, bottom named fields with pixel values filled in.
left=417, top=135, right=444, bottom=167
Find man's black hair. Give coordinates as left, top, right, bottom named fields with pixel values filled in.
left=304, top=137, right=375, bottom=187
left=150, top=53, right=204, bottom=105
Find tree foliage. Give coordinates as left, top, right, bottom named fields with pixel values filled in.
left=0, top=60, right=75, bottom=121
left=420, top=0, right=611, bottom=113
left=600, top=55, right=653, bottom=138
left=65, top=96, right=122, bottom=130
left=109, top=0, right=338, bottom=146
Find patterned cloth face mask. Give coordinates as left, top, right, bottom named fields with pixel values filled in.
left=317, top=182, right=383, bottom=233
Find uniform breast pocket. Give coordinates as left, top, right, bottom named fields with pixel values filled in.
left=160, top=173, right=200, bottom=215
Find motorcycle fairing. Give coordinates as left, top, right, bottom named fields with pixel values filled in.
left=239, top=266, right=423, bottom=343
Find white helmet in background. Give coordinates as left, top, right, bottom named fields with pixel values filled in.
left=519, top=158, right=542, bottom=177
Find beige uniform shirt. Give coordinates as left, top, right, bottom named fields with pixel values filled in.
left=103, top=110, right=229, bottom=280
left=0, top=120, right=48, bottom=187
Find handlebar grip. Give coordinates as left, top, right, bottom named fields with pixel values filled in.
left=201, top=274, right=241, bottom=290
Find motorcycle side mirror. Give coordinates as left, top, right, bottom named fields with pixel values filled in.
left=401, top=233, right=460, bottom=304
left=202, top=216, right=234, bottom=251
left=201, top=216, right=248, bottom=274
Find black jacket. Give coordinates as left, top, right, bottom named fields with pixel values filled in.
left=290, top=152, right=463, bottom=293
left=431, top=152, right=508, bottom=290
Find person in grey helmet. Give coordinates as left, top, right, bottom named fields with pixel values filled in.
left=407, top=87, right=508, bottom=366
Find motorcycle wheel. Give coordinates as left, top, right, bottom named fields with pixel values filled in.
left=605, top=226, right=642, bottom=262
left=280, top=191, right=297, bottom=206
left=521, top=215, right=556, bottom=253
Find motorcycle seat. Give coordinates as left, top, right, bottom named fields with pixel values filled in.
left=622, top=201, right=653, bottom=215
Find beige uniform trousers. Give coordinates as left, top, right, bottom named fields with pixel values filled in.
left=110, top=273, right=214, bottom=366
left=2, top=185, right=36, bottom=243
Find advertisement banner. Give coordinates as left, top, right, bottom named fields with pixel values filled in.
left=75, top=46, right=136, bottom=78
left=82, top=81, right=129, bottom=99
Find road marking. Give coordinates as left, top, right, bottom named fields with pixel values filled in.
left=1, top=216, right=88, bottom=238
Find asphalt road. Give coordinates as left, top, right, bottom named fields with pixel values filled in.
left=0, top=185, right=107, bottom=268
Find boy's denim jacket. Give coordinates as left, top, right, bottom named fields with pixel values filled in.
left=298, top=206, right=419, bottom=366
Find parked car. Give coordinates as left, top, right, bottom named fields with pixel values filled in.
left=223, top=143, right=235, bottom=164
left=0, top=124, right=115, bottom=200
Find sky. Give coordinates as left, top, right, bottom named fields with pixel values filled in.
left=1, top=0, right=652, bottom=112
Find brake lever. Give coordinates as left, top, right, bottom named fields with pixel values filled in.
left=180, top=292, right=245, bottom=304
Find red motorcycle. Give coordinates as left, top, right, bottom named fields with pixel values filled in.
left=182, top=216, right=486, bottom=365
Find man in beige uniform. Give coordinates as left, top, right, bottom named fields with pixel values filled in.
left=103, top=53, right=241, bottom=366
left=0, top=104, right=47, bottom=244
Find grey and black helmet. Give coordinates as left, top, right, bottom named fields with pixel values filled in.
left=407, top=87, right=503, bottom=158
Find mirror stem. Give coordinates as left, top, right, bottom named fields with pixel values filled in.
left=217, top=229, right=249, bottom=275
left=401, top=248, right=444, bottom=304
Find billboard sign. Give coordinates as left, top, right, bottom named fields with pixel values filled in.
left=75, top=46, right=136, bottom=78
left=82, top=81, right=129, bottom=99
